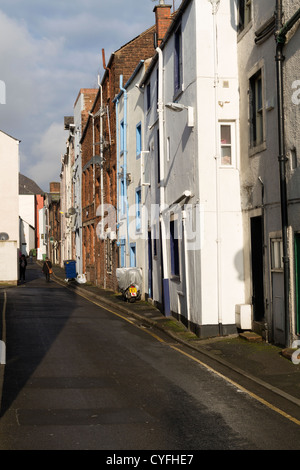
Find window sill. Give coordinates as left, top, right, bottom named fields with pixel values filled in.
left=173, top=86, right=184, bottom=103
left=249, top=141, right=267, bottom=157
left=237, top=20, right=253, bottom=42
left=220, top=164, right=235, bottom=169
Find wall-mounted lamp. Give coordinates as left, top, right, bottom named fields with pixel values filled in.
left=208, top=0, right=221, bottom=14
left=165, top=102, right=195, bottom=127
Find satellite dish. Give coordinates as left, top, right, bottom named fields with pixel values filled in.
left=0, top=232, right=9, bottom=241
left=68, top=207, right=76, bottom=215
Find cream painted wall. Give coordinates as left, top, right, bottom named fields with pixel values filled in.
left=0, top=130, right=19, bottom=284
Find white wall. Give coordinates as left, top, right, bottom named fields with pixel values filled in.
left=194, top=0, right=245, bottom=329
left=117, top=63, right=148, bottom=297
left=38, top=207, right=47, bottom=260
left=19, top=194, right=35, bottom=256
left=0, top=130, right=19, bottom=284
left=0, top=241, right=18, bottom=283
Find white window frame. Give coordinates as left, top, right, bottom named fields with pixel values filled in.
left=219, top=121, right=236, bottom=167
left=270, top=238, right=283, bottom=271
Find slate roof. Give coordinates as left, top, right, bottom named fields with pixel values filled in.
left=19, top=173, right=44, bottom=195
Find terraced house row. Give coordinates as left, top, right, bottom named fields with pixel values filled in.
left=51, top=0, right=300, bottom=348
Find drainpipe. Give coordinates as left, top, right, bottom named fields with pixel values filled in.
left=120, top=75, right=130, bottom=267
left=89, top=111, right=96, bottom=208
left=182, top=204, right=191, bottom=323
left=208, top=0, right=223, bottom=335
left=275, top=2, right=300, bottom=346
left=157, top=46, right=170, bottom=316
left=102, top=49, right=111, bottom=101
left=116, top=97, right=120, bottom=246
left=98, top=76, right=105, bottom=246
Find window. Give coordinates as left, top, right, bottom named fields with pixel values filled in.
left=153, top=224, right=158, bottom=258
left=135, top=188, right=142, bottom=232
left=271, top=239, right=283, bottom=271
left=157, top=129, right=160, bottom=183
left=290, top=147, right=297, bottom=171
left=120, top=237, right=126, bottom=268
left=156, top=68, right=159, bottom=110
left=167, top=137, right=170, bottom=162
left=106, top=239, right=112, bottom=273
left=120, top=178, right=126, bottom=216
left=120, top=120, right=124, bottom=154
left=136, top=123, right=142, bottom=158
left=238, top=0, right=252, bottom=33
left=220, top=122, right=235, bottom=166
left=170, top=219, right=180, bottom=277
left=130, top=243, right=136, bottom=267
left=174, top=25, right=183, bottom=95
left=249, top=69, right=264, bottom=148
left=146, top=83, right=151, bottom=111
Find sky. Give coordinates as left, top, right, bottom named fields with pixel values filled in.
left=0, top=0, right=180, bottom=192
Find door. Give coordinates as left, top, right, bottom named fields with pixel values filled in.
left=148, top=231, right=153, bottom=299
left=250, top=216, right=264, bottom=321
left=295, top=234, right=300, bottom=335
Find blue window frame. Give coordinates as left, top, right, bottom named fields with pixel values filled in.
left=136, top=122, right=142, bottom=158
left=130, top=243, right=136, bottom=267
left=120, top=120, right=124, bottom=154
left=135, top=188, right=142, bottom=232
left=170, top=220, right=180, bottom=277
left=120, top=237, right=126, bottom=268
left=120, top=178, right=126, bottom=216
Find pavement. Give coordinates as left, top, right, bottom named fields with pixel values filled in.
left=2, top=261, right=300, bottom=410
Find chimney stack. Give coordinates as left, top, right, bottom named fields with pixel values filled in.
left=49, top=182, right=60, bottom=193
left=154, top=2, right=172, bottom=47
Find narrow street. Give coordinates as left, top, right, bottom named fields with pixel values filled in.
left=0, top=263, right=299, bottom=451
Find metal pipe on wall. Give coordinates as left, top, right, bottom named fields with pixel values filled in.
left=275, top=1, right=300, bottom=346
left=156, top=46, right=171, bottom=316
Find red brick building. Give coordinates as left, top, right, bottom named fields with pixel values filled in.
left=80, top=24, right=157, bottom=290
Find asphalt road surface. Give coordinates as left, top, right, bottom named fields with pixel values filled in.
left=0, top=263, right=300, bottom=451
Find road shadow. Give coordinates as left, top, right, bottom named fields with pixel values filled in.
left=0, top=262, right=77, bottom=417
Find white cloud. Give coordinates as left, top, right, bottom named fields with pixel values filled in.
left=0, top=0, right=181, bottom=190
left=27, top=122, right=66, bottom=191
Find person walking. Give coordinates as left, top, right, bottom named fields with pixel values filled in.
left=42, top=257, right=53, bottom=282
left=19, top=254, right=27, bottom=282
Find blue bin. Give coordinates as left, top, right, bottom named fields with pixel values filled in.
left=64, top=260, right=77, bottom=279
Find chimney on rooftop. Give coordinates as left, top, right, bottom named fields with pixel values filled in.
left=50, top=182, right=60, bottom=193
left=154, top=1, right=172, bottom=47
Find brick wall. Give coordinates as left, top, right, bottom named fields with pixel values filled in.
left=50, top=182, right=60, bottom=193
left=154, top=5, right=172, bottom=46
left=81, top=24, right=158, bottom=291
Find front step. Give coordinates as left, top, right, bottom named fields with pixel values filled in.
left=239, top=331, right=263, bottom=342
